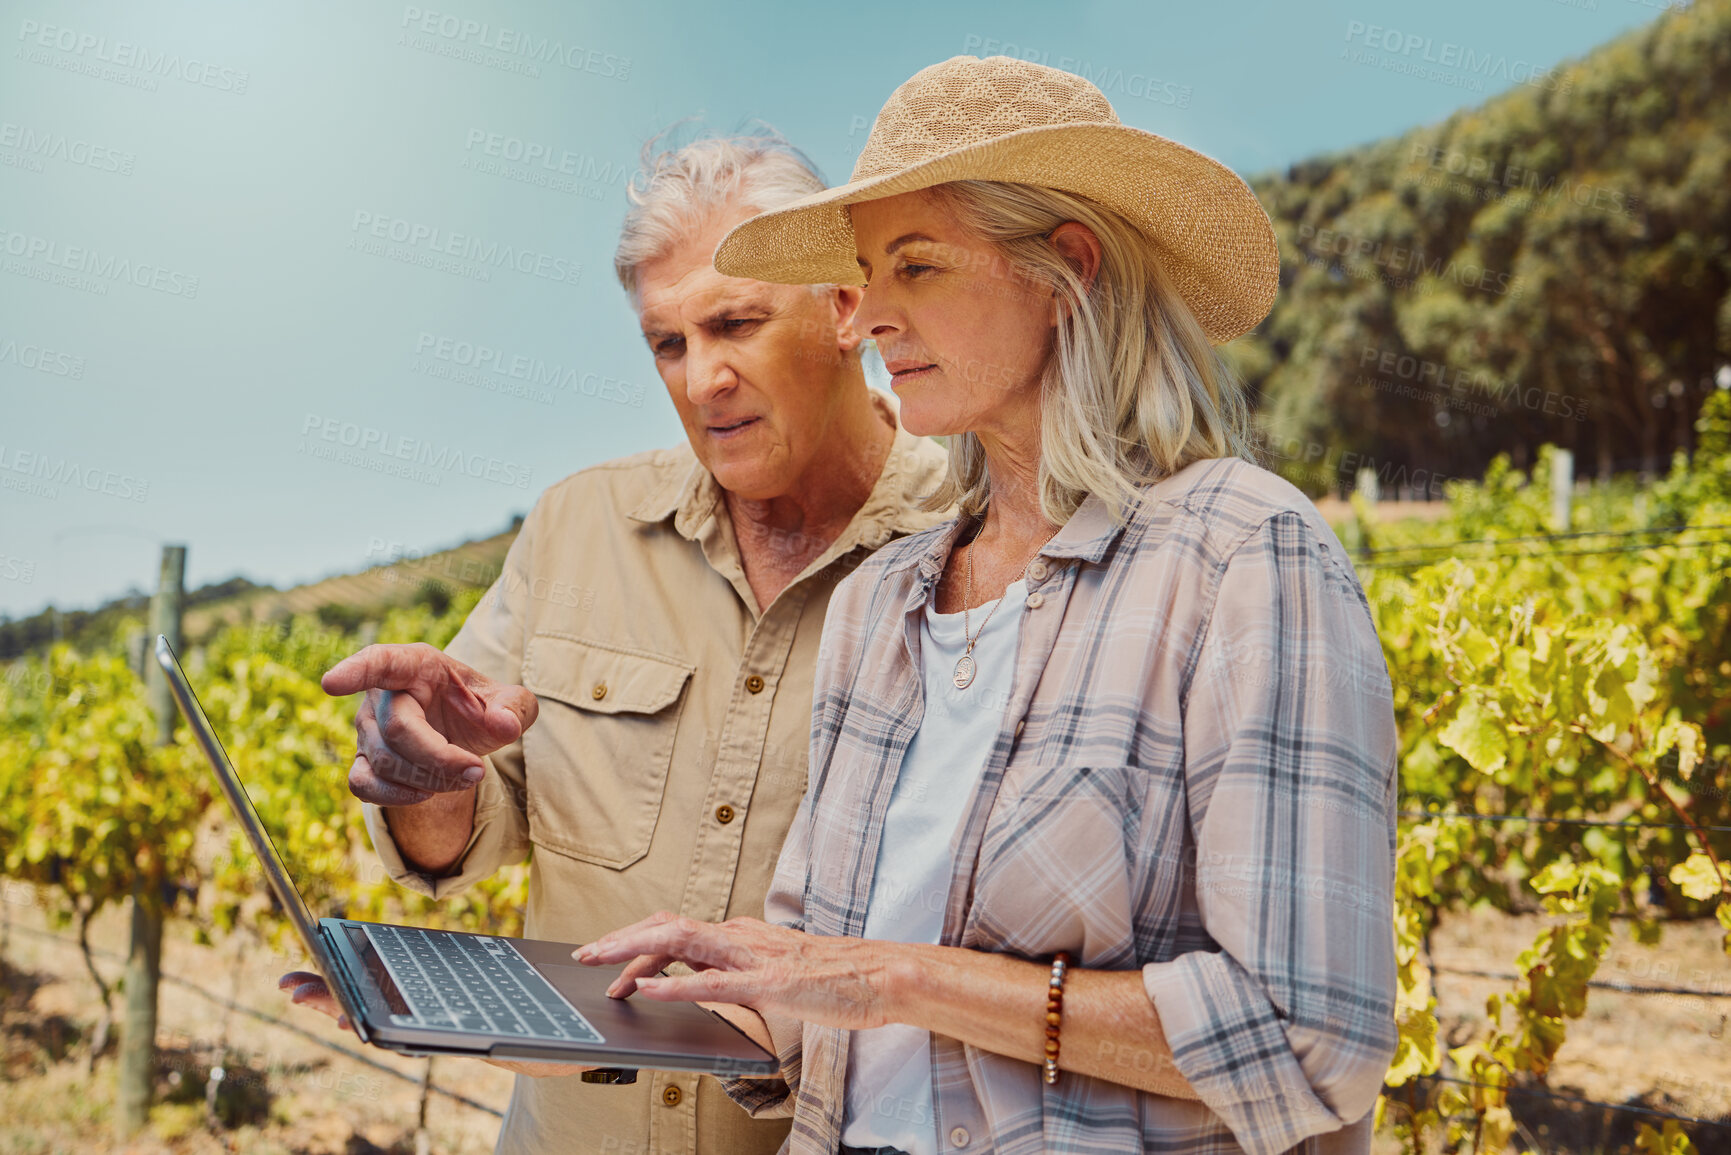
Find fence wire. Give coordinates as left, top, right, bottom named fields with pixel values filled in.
left=1399, top=810, right=1731, bottom=835
left=1429, top=962, right=1731, bottom=1002
left=3, top=921, right=506, bottom=1119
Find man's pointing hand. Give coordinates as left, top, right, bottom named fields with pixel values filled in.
left=322, top=643, right=538, bottom=807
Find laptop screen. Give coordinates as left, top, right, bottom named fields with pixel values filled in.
left=153, top=636, right=332, bottom=977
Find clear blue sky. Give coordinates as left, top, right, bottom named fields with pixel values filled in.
left=0, top=0, right=1669, bottom=618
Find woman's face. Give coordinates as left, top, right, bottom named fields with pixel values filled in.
left=850, top=190, right=1055, bottom=442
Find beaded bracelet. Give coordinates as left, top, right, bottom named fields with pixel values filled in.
left=1043, top=951, right=1072, bottom=1086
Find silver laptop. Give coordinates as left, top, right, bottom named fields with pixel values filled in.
left=154, top=634, right=777, bottom=1083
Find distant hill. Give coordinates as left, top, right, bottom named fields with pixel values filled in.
left=0, top=522, right=520, bottom=661
left=1236, top=0, right=1731, bottom=493
left=180, top=526, right=519, bottom=640
left=4, top=491, right=1470, bottom=664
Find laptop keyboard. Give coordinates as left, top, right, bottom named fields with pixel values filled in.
left=367, top=925, right=604, bottom=1044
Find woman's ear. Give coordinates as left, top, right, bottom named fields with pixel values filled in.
left=1049, top=221, right=1103, bottom=292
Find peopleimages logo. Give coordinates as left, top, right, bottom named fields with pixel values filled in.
left=1407, top=144, right=1639, bottom=218
left=1294, top=223, right=1521, bottom=297
left=0, top=555, right=38, bottom=584
left=1341, top=20, right=1571, bottom=94
left=0, top=226, right=200, bottom=297
left=299, top=415, right=535, bottom=490
left=349, top=211, right=581, bottom=287
left=459, top=129, right=629, bottom=201
left=413, top=331, right=645, bottom=407
left=0, top=333, right=86, bottom=378
left=398, top=7, right=630, bottom=80
left=0, top=121, right=135, bottom=174
left=462, top=129, right=629, bottom=183
left=0, top=444, right=149, bottom=502
left=15, top=19, right=250, bottom=93
left=1358, top=346, right=1590, bottom=422
left=1250, top=428, right=1452, bottom=499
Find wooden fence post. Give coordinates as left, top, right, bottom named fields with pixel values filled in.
left=117, top=544, right=184, bottom=1136
left=1550, top=449, right=1574, bottom=532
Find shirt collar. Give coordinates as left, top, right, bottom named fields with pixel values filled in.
left=899, top=456, right=1229, bottom=589
left=626, top=391, right=944, bottom=545
left=624, top=448, right=718, bottom=540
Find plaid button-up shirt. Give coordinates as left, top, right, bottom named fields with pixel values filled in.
left=725, top=456, right=1400, bottom=1155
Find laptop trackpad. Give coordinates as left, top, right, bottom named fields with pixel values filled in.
left=533, top=963, right=765, bottom=1058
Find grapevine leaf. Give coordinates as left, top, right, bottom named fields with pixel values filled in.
left=1436, top=1084, right=1469, bottom=1118
left=1529, top=860, right=1581, bottom=895
left=1605, top=624, right=1634, bottom=668
left=1532, top=626, right=1552, bottom=664
left=1670, top=854, right=1729, bottom=902
left=1481, top=1105, right=1517, bottom=1153
left=1635, top=1120, right=1699, bottom=1155
left=1505, top=645, right=1536, bottom=701
left=1626, top=653, right=1659, bottom=711
left=1458, top=623, right=1499, bottom=670
left=1651, top=719, right=1704, bottom=781
left=1675, top=724, right=1701, bottom=780
left=1386, top=1006, right=1440, bottom=1085
left=1439, top=694, right=1509, bottom=773
left=1591, top=665, right=1637, bottom=729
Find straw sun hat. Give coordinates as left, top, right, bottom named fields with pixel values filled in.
left=714, top=54, right=1279, bottom=345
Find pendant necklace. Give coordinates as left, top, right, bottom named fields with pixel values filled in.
left=952, top=523, right=1059, bottom=690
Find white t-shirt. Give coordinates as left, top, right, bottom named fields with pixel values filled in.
left=839, top=579, right=1027, bottom=1155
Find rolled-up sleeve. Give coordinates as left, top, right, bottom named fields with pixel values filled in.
left=362, top=512, right=536, bottom=899
left=1142, top=510, right=1399, bottom=1155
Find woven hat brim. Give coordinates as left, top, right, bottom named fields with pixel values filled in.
left=712, top=121, right=1277, bottom=345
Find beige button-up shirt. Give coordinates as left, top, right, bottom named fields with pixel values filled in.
left=364, top=405, right=950, bottom=1155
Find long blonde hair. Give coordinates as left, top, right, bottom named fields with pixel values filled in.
left=912, top=180, right=1258, bottom=523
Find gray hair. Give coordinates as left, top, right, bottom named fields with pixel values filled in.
left=914, top=180, right=1258, bottom=524
left=614, top=130, right=828, bottom=301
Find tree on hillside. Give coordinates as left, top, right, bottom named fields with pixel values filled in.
left=1243, top=0, right=1731, bottom=490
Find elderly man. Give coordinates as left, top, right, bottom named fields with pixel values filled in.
left=281, top=134, right=948, bottom=1155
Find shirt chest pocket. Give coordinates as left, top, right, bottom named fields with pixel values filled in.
left=972, top=762, right=1157, bottom=958
left=519, top=634, right=694, bottom=870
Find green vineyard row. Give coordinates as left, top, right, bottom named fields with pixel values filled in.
left=4, top=392, right=1728, bottom=1153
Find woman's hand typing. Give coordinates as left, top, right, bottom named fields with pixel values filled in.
left=574, top=911, right=898, bottom=1032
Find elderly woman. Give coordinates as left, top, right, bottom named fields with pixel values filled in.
left=577, top=56, right=1399, bottom=1155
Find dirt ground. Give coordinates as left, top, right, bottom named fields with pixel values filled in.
left=1364, top=906, right=1731, bottom=1155
left=3, top=894, right=1730, bottom=1154
left=1, top=896, right=514, bottom=1155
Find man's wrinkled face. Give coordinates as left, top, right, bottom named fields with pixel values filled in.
left=635, top=212, right=863, bottom=502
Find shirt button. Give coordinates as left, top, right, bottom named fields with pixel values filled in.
left=949, top=1126, right=971, bottom=1147
left=661, top=1084, right=682, bottom=1107
left=1025, top=591, right=1045, bottom=610
left=744, top=674, right=765, bottom=694
left=591, top=682, right=607, bottom=700
left=715, top=804, right=735, bottom=825
left=1027, top=559, right=1049, bottom=582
